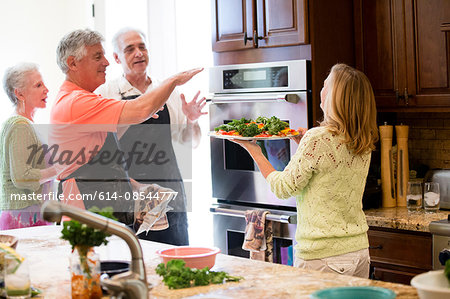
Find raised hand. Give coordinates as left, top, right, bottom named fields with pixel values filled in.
left=181, top=91, right=207, bottom=122
left=172, top=67, right=203, bottom=86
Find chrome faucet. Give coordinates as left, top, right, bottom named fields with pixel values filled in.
left=41, top=201, right=148, bottom=299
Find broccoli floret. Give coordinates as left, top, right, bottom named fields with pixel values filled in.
left=241, top=123, right=262, bottom=137
left=235, top=123, right=248, bottom=135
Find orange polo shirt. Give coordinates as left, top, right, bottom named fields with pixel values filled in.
left=50, top=80, right=126, bottom=180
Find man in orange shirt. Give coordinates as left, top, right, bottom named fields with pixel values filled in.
left=50, top=29, right=201, bottom=225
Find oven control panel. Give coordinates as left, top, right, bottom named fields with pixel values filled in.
left=210, top=60, right=308, bottom=94
left=223, top=66, right=288, bottom=89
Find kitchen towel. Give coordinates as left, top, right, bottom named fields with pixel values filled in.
left=242, top=210, right=273, bottom=262
left=134, top=184, right=175, bottom=234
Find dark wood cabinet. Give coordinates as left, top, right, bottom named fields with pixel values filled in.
left=212, top=0, right=308, bottom=52
left=211, top=0, right=254, bottom=52
left=355, top=0, right=450, bottom=111
left=256, top=0, right=308, bottom=48
left=368, top=227, right=432, bottom=285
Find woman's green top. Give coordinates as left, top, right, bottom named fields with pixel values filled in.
left=267, top=127, right=371, bottom=260
left=0, top=115, right=44, bottom=210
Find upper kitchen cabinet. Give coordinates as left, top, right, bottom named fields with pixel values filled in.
left=355, top=0, right=450, bottom=111
left=212, top=0, right=308, bottom=52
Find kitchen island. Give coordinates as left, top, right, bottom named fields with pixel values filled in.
left=4, top=225, right=419, bottom=298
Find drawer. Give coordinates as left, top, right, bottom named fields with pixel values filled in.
left=372, top=266, right=418, bottom=285
left=368, top=228, right=432, bottom=270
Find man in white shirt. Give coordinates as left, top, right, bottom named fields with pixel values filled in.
left=96, top=27, right=206, bottom=245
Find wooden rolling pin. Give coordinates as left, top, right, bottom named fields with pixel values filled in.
left=379, top=124, right=396, bottom=207
left=396, top=125, right=409, bottom=207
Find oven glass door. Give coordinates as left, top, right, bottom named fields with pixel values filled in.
left=210, top=98, right=308, bottom=208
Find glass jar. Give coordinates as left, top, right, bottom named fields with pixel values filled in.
left=70, top=246, right=102, bottom=299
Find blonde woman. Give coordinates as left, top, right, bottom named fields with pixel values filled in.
left=0, top=63, right=56, bottom=229
left=234, top=64, right=378, bottom=278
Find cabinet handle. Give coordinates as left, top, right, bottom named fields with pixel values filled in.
left=369, top=245, right=383, bottom=250
left=395, top=89, right=412, bottom=105
left=404, top=88, right=412, bottom=105
left=243, top=31, right=264, bottom=47
left=243, top=32, right=252, bottom=46
left=252, top=30, right=264, bottom=48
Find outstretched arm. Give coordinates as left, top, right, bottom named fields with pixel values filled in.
left=118, top=68, right=203, bottom=124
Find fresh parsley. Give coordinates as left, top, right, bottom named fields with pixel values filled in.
left=61, top=207, right=117, bottom=278
left=155, top=259, right=243, bottom=289
left=60, top=206, right=117, bottom=249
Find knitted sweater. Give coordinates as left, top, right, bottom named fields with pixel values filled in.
left=0, top=115, right=44, bottom=210
left=267, top=126, right=370, bottom=260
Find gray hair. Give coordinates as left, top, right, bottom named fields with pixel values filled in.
left=111, top=27, right=147, bottom=53
left=56, top=28, right=104, bottom=74
left=3, top=62, right=39, bottom=105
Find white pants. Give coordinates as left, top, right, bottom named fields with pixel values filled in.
left=294, top=248, right=370, bottom=278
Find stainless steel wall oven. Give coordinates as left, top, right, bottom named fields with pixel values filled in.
left=209, top=60, right=311, bottom=265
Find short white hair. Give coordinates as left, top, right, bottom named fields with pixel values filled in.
left=56, top=28, right=104, bottom=74
left=3, top=62, right=39, bottom=105
left=111, top=27, right=147, bottom=53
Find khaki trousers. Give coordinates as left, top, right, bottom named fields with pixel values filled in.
left=294, top=248, right=370, bottom=278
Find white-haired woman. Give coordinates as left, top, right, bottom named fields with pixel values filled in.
left=0, top=63, right=56, bottom=229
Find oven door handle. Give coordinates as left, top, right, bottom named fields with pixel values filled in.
left=210, top=207, right=297, bottom=224
left=211, top=93, right=303, bottom=104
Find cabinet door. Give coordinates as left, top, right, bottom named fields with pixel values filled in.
left=368, top=227, right=432, bottom=285
left=357, top=0, right=407, bottom=108
left=256, top=0, right=308, bottom=47
left=357, top=0, right=450, bottom=109
left=408, top=0, right=450, bottom=107
left=212, top=0, right=254, bottom=52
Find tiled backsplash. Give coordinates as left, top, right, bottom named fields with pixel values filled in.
left=395, top=113, right=450, bottom=169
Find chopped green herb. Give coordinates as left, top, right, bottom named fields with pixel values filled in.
left=155, top=259, right=243, bottom=289
left=60, top=206, right=117, bottom=249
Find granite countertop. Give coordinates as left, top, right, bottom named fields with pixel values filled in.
left=4, top=225, right=419, bottom=298
left=365, top=207, right=450, bottom=232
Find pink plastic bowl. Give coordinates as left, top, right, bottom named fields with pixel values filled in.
left=157, top=246, right=221, bottom=269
